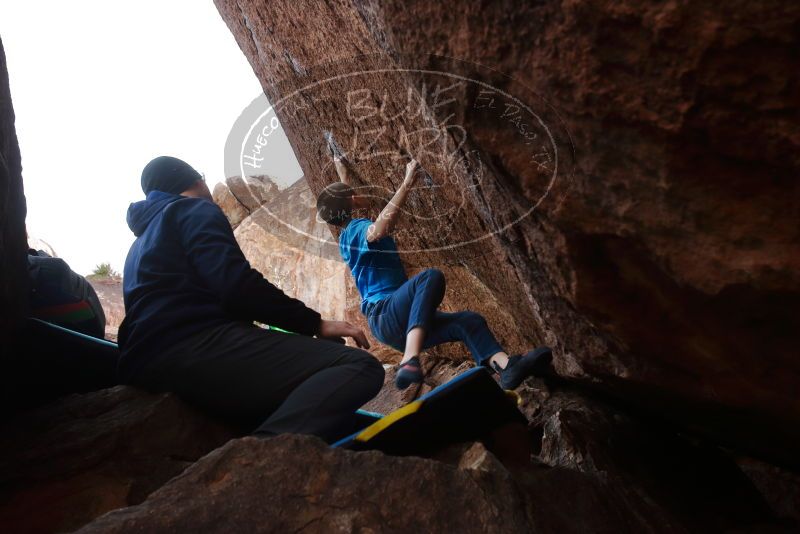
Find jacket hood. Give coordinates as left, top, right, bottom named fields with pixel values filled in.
left=127, top=191, right=183, bottom=237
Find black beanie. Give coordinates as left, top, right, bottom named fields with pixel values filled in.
left=141, top=156, right=202, bottom=195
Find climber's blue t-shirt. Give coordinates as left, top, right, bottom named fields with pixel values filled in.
left=339, top=218, right=407, bottom=313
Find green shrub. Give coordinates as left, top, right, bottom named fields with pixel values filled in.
left=92, top=262, right=120, bottom=278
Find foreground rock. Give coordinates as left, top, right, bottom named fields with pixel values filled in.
left=528, top=385, right=781, bottom=531
left=74, top=435, right=627, bottom=533
left=0, top=358, right=791, bottom=532
left=737, top=456, right=800, bottom=526
left=212, top=181, right=250, bottom=229
left=363, top=355, right=796, bottom=530
left=0, top=386, right=235, bottom=534
left=373, top=359, right=791, bottom=531
left=77, top=428, right=789, bottom=533
left=214, top=0, right=800, bottom=465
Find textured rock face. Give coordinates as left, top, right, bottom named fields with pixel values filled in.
left=0, top=386, right=235, bottom=534
left=214, top=0, right=800, bottom=464
left=87, top=275, right=124, bottom=341
left=216, top=177, right=349, bottom=322
left=212, top=181, right=250, bottom=228
left=75, top=435, right=537, bottom=533
left=212, top=174, right=280, bottom=229
left=529, top=387, right=776, bottom=531
left=235, top=179, right=348, bottom=322
left=0, top=36, right=28, bottom=343
left=738, top=456, right=800, bottom=525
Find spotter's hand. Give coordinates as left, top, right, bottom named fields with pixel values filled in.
left=318, top=319, right=371, bottom=349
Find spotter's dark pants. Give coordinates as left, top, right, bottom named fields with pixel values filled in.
left=121, top=321, right=384, bottom=443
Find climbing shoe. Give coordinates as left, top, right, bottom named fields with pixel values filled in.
left=494, top=346, right=553, bottom=390
left=395, top=356, right=424, bottom=390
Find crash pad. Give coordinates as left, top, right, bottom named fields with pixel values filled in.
left=333, top=367, right=526, bottom=455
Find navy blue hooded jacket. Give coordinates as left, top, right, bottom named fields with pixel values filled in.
left=118, top=191, right=321, bottom=378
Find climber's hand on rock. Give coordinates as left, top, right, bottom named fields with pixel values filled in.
left=318, top=320, right=371, bottom=349
left=333, top=156, right=351, bottom=184
left=403, top=159, right=420, bottom=187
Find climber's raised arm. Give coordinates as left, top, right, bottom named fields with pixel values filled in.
left=366, top=159, right=419, bottom=243
left=333, top=156, right=353, bottom=186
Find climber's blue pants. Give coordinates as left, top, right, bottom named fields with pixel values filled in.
left=365, top=269, right=505, bottom=364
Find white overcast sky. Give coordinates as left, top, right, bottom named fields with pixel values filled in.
left=0, top=1, right=302, bottom=276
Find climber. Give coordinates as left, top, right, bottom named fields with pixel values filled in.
left=117, top=156, right=384, bottom=443
left=316, top=152, right=553, bottom=390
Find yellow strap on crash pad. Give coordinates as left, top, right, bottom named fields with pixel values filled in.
left=355, top=399, right=423, bottom=442
left=504, top=390, right=522, bottom=406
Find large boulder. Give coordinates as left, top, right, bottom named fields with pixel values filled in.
left=213, top=0, right=800, bottom=465
left=212, top=174, right=281, bottom=229
left=2, top=4, right=798, bottom=532
left=212, top=181, right=250, bottom=228
left=222, top=178, right=350, bottom=322
left=0, top=386, right=235, bottom=534
left=87, top=275, right=124, bottom=341
left=0, top=36, right=28, bottom=344
left=227, top=174, right=279, bottom=212
left=75, top=425, right=786, bottom=533
left=68, top=434, right=657, bottom=533
left=0, top=359, right=788, bottom=533
left=528, top=386, right=776, bottom=531
left=372, top=359, right=791, bottom=530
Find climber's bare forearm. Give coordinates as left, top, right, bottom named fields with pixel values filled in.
left=367, top=183, right=411, bottom=242
left=367, top=159, right=420, bottom=242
